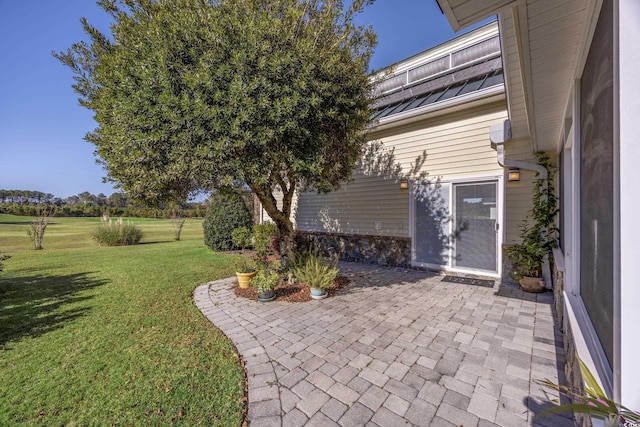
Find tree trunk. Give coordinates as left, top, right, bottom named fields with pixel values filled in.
left=248, top=183, right=296, bottom=266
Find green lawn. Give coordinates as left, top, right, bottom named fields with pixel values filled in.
left=0, top=214, right=245, bottom=426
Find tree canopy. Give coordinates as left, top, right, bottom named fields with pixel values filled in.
left=55, top=0, right=377, bottom=257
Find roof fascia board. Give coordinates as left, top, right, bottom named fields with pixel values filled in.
left=497, top=13, right=514, bottom=130
left=436, top=0, right=519, bottom=32
left=370, top=84, right=505, bottom=131
left=512, top=3, right=538, bottom=152
left=436, top=0, right=462, bottom=32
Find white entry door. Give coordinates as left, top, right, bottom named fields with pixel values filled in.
left=452, top=181, right=498, bottom=273
left=413, top=180, right=499, bottom=274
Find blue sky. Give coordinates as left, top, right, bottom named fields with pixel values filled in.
left=0, top=0, right=491, bottom=199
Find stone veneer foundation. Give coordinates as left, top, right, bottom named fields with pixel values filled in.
left=302, top=231, right=412, bottom=268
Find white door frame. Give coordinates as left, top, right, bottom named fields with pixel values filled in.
left=410, top=174, right=504, bottom=277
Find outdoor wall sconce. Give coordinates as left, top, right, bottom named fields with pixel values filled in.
left=400, top=179, right=409, bottom=190
left=508, top=168, right=521, bottom=182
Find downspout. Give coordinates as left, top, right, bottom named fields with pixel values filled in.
left=490, top=120, right=552, bottom=288
left=490, top=120, right=547, bottom=179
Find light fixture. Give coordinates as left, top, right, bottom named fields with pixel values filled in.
left=400, top=178, right=409, bottom=190
left=508, top=168, right=521, bottom=182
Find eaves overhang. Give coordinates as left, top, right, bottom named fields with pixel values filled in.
left=436, top=0, right=517, bottom=31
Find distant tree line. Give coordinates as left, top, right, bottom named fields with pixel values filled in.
left=0, top=189, right=207, bottom=218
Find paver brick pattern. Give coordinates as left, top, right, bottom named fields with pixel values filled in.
left=194, top=263, right=573, bottom=426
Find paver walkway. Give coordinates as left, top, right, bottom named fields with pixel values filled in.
left=194, top=262, right=573, bottom=427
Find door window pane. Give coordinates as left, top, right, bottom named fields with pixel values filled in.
left=453, top=182, right=497, bottom=272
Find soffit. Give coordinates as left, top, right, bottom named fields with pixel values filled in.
left=524, top=0, right=591, bottom=152
left=439, top=0, right=593, bottom=152
left=437, top=0, right=517, bottom=31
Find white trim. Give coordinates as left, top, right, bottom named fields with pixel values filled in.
left=512, top=4, right=538, bottom=152
left=570, top=80, right=581, bottom=297
left=612, top=0, right=621, bottom=405
left=411, top=175, right=503, bottom=277
left=615, top=0, right=640, bottom=408
left=497, top=13, right=514, bottom=128
left=564, top=291, right=614, bottom=397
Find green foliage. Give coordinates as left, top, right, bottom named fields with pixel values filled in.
left=55, top=0, right=377, bottom=259
left=0, top=215, right=244, bottom=425
left=293, top=253, right=339, bottom=290
left=93, top=216, right=143, bottom=246
left=251, top=269, right=280, bottom=291
left=506, top=152, right=559, bottom=279
left=234, top=258, right=256, bottom=273
left=231, top=226, right=253, bottom=251
left=535, top=359, right=640, bottom=426
left=203, top=192, right=253, bottom=251
left=252, top=222, right=279, bottom=267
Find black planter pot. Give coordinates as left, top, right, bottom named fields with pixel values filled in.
left=257, top=289, right=276, bottom=302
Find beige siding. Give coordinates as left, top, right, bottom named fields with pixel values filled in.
left=295, top=172, right=410, bottom=237
left=370, top=102, right=508, bottom=179
left=503, top=136, right=537, bottom=244
left=295, top=101, right=509, bottom=237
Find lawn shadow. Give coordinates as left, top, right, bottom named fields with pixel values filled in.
left=137, top=240, right=174, bottom=245
left=0, top=272, right=109, bottom=349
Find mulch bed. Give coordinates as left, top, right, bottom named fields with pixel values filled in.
left=233, top=275, right=350, bottom=303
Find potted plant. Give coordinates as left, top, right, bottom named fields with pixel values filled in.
left=293, top=253, right=338, bottom=300
left=506, top=233, right=546, bottom=292
left=506, top=152, right=559, bottom=293
left=251, top=268, right=279, bottom=302
left=235, top=259, right=256, bottom=289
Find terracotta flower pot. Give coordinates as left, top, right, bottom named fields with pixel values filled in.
left=236, top=271, right=256, bottom=289
left=519, top=276, right=545, bottom=293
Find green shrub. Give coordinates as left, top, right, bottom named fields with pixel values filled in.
left=231, top=226, right=253, bottom=251
left=203, top=192, right=253, bottom=251
left=93, top=216, right=143, bottom=246
left=251, top=269, right=280, bottom=291
left=252, top=222, right=279, bottom=267
left=253, top=223, right=278, bottom=254
left=293, top=253, right=338, bottom=290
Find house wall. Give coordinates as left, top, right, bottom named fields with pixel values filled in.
left=502, top=137, right=547, bottom=245
left=296, top=102, right=523, bottom=238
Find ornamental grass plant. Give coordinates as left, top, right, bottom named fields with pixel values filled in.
left=293, top=252, right=339, bottom=290
left=93, top=215, right=143, bottom=246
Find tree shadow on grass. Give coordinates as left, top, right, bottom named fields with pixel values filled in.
left=137, top=240, right=173, bottom=245
left=0, top=272, right=109, bottom=349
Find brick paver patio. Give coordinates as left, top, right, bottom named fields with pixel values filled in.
left=194, top=262, right=573, bottom=427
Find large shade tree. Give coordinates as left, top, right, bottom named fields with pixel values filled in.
left=55, top=0, right=377, bottom=259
